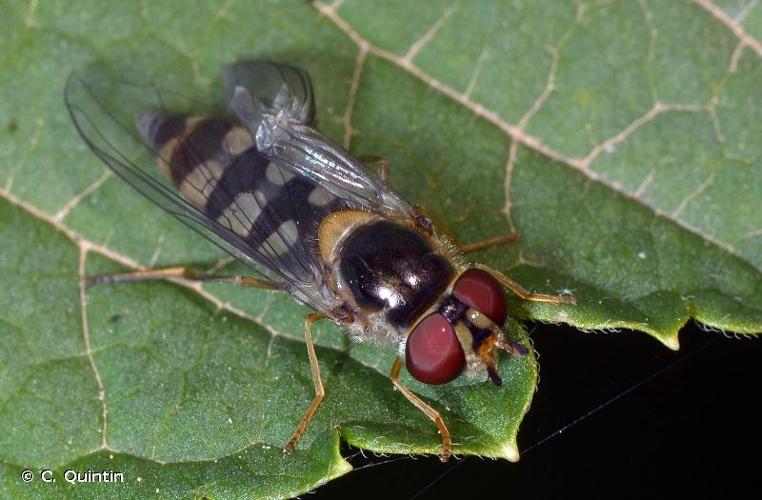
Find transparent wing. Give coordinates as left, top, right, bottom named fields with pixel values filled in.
left=223, top=60, right=315, bottom=124
left=224, top=61, right=416, bottom=218
left=64, top=63, right=333, bottom=300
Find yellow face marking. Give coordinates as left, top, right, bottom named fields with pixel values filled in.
left=453, top=321, right=474, bottom=353
left=467, top=309, right=496, bottom=330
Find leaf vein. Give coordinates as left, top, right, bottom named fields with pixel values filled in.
left=78, top=246, right=109, bottom=450
left=693, top=0, right=762, bottom=56
left=402, top=3, right=456, bottom=64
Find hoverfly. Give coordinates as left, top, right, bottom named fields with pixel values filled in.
left=65, top=60, right=575, bottom=461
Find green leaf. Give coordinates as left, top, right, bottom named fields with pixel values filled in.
left=1, top=0, right=760, bottom=497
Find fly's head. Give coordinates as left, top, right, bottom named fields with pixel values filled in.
left=404, top=269, right=526, bottom=386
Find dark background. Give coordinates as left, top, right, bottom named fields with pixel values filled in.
left=312, top=321, right=761, bottom=499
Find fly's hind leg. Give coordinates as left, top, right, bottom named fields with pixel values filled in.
left=284, top=312, right=328, bottom=454
left=390, top=357, right=452, bottom=462
left=86, top=266, right=284, bottom=291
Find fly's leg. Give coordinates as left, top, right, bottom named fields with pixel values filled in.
left=283, top=312, right=328, bottom=454
left=86, top=266, right=283, bottom=290
left=357, top=158, right=517, bottom=252
left=457, top=234, right=521, bottom=253
left=390, top=357, right=452, bottom=462
left=357, top=155, right=390, bottom=185
left=357, top=158, right=515, bottom=252
left=475, top=264, right=577, bottom=304
left=413, top=204, right=520, bottom=254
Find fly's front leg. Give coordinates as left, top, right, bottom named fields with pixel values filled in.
left=390, top=357, right=452, bottom=462
left=475, top=263, right=577, bottom=305
left=86, top=266, right=284, bottom=291
left=283, top=312, right=328, bottom=454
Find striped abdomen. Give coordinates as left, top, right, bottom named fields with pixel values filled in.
left=137, top=112, right=345, bottom=268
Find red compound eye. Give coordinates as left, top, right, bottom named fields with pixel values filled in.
left=452, top=269, right=507, bottom=326
left=406, top=314, right=465, bottom=385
